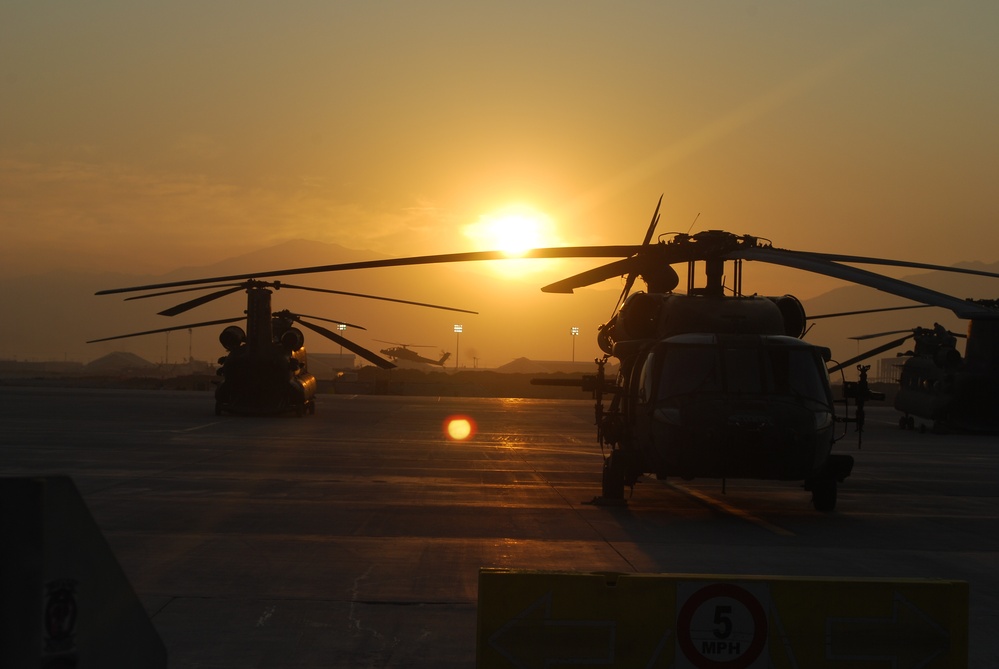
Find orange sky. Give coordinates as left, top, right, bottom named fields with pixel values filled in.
left=2, top=3, right=999, bottom=365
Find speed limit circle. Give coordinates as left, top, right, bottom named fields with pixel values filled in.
left=676, top=583, right=768, bottom=669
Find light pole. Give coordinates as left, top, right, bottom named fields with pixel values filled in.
left=454, top=324, right=462, bottom=369
left=337, top=323, right=346, bottom=360
left=571, top=326, right=579, bottom=362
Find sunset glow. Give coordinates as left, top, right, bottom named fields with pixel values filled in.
left=2, top=3, right=997, bottom=369
left=463, top=206, right=559, bottom=257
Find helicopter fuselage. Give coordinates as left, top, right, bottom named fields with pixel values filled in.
left=597, top=292, right=852, bottom=511
left=625, top=333, right=837, bottom=481
left=215, top=342, right=316, bottom=416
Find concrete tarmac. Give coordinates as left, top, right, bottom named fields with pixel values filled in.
left=1, top=386, right=997, bottom=667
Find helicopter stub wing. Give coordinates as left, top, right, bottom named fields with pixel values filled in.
left=732, top=247, right=999, bottom=320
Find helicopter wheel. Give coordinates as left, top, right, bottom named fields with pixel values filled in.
left=307, top=400, right=316, bottom=415
left=811, top=478, right=837, bottom=513
left=601, top=451, right=626, bottom=500
left=898, top=416, right=908, bottom=430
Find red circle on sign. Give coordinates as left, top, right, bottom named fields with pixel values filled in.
left=676, top=583, right=767, bottom=669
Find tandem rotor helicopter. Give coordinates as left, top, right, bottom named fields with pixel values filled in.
left=375, top=341, right=452, bottom=367
left=90, top=197, right=999, bottom=510
left=89, top=278, right=476, bottom=416
left=828, top=304, right=999, bottom=434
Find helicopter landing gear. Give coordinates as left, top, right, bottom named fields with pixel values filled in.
left=601, top=450, right=627, bottom=500
left=810, top=477, right=837, bottom=513
left=899, top=415, right=916, bottom=430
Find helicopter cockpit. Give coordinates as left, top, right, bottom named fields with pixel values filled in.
left=628, top=333, right=839, bottom=485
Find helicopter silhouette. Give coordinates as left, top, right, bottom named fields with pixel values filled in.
left=828, top=308, right=999, bottom=433
left=88, top=198, right=999, bottom=509
left=90, top=279, right=476, bottom=416
left=375, top=340, right=451, bottom=367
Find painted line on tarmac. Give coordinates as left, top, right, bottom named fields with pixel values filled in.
left=171, top=422, right=225, bottom=433
left=668, top=482, right=796, bottom=537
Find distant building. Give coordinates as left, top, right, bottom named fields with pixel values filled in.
left=875, top=356, right=907, bottom=384
left=307, top=353, right=357, bottom=379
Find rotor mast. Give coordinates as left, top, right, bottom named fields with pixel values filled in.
left=245, top=284, right=273, bottom=352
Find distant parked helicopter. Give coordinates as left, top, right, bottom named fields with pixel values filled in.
left=375, top=340, right=451, bottom=367
left=830, top=307, right=999, bottom=433
left=90, top=279, right=476, bottom=416
left=86, top=199, right=999, bottom=510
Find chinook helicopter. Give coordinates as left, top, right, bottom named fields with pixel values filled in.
left=88, top=199, right=999, bottom=509
left=829, top=304, right=999, bottom=433
left=90, top=278, right=476, bottom=416
left=375, top=340, right=452, bottom=367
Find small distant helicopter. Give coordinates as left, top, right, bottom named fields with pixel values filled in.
left=88, top=198, right=999, bottom=510
left=90, top=279, right=476, bottom=416
left=829, top=304, right=999, bottom=433
left=375, top=340, right=452, bottom=367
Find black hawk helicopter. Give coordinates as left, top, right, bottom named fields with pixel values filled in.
left=90, top=279, right=476, bottom=416
left=88, top=199, right=999, bottom=509
left=375, top=340, right=452, bottom=367
left=828, top=305, right=999, bottom=433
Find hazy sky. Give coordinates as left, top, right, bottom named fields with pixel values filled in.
left=3, top=2, right=999, bottom=364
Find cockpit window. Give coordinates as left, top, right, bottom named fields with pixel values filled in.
left=724, top=346, right=762, bottom=395
left=769, top=347, right=830, bottom=401
left=656, top=341, right=829, bottom=403
left=658, top=346, right=721, bottom=398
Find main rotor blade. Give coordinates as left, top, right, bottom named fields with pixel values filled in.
left=124, top=283, right=246, bottom=301
left=271, top=310, right=367, bottom=330
left=787, top=250, right=999, bottom=280
left=93, top=246, right=642, bottom=295
left=850, top=329, right=918, bottom=341
left=291, top=317, right=396, bottom=369
left=373, top=339, right=434, bottom=347
left=641, top=194, right=664, bottom=246
left=828, top=334, right=915, bottom=373
left=851, top=328, right=966, bottom=341
left=808, top=304, right=934, bottom=320
left=159, top=286, right=246, bottom=317
left=734, top=247, right=998, bottom=319
left=276, top=283, right=478, bottom=314
left=285, top=313, right=367, bottom=330
left=86, top=317, right=245, bottom=344
left=541, top=258, right=637, bottom=294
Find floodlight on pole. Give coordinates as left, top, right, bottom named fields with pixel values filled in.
left=337, top=322, right=346, bottom=358
left=571, top=326, right=579, bottom=362
left=454, top=324, right=463, bottom=369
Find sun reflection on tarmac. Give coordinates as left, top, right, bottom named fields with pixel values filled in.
left=444, top=415, right=476, bottom=441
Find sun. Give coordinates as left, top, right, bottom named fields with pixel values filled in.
left=463, top=204, right=559, bottom=257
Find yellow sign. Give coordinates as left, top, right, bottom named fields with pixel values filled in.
left=476, top=569, right=968, bottom=668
